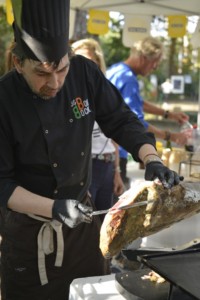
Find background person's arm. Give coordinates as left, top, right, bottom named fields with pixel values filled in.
left=143, top=100, right=189, bottom=124
left=147, top=123, right=191, bottom=146
left=112, top=141, right=124, bottom=196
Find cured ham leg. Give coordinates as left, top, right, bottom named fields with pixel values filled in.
left=100, top=181, right=200, bottom=257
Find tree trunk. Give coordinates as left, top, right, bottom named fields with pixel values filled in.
left=70, top=9, right=98, bottom=43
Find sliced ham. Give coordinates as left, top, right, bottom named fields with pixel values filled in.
left=100, top=181, right=200, bottom=257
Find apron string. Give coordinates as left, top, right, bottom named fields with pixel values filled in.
left=28, top=214, right=64, bottom=285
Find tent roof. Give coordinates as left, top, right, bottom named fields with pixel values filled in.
left=0, top=0, right=199, bottom=16
left=70, top=0, right=200, bottom=16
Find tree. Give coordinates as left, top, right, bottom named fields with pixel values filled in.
left=99, top=17, right=130, bottom=67
left=0, top=5, right=13, bottom=75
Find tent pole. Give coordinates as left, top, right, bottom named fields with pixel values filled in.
left=198, top=68, right=200, bottom=129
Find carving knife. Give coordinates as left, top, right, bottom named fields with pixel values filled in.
left=91, top=200, right=155, bottom=216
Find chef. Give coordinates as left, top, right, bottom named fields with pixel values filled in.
left=0, top=0, right=183, bottom=299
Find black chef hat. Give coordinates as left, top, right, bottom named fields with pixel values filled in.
left=12, top=0, right=70, bottom=62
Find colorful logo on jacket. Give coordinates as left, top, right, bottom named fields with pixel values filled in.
left=71, top=97, right=91, bottom=119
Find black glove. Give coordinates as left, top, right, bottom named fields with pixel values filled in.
left=145, top=161, right=184, bottom=189
left=52, top=199, right=93, bottom=228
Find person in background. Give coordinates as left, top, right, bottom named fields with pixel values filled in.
left=107, top=36, right=190, bottom=187
left=161, top=78, right=173, bottom=100
left=71, top=38, right=124, bottom=218
left=0, top=1, right=183, bottom=299
left=5, top=41, right=15, bottom=73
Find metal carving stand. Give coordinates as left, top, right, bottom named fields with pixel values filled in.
left=115, top=239, right=200, bottom=300
left=140, top=248, right=200, bottom=299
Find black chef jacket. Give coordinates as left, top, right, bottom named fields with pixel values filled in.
left=0, top=55, right=155, bottom=206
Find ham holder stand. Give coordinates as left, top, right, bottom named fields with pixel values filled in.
left=115, top=238, right=200, bottom=300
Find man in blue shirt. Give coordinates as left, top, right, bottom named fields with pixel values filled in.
left=107, top=37, right=189, bottom=187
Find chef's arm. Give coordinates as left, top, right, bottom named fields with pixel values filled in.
left=7, top=186, right=53, bottom=218
left=138, top=144, right=183, bottom=188
left=7, top=186, right=93, bottom=228
left=138, top=144, right=162, bottom=166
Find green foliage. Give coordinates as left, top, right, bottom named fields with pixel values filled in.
left=0, top=6, right=13, bottom=76
left=99, top=17, right=199, bottom=104
left=99, top=17, right=130, bottom=67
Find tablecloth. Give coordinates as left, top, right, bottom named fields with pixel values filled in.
left=69, top=274, right=127, bottom=300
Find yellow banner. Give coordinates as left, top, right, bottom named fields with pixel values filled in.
left=168, top=15, right=187, bottom=38
left=6, top=0, right=14, bottom=25
left=87, top=10, right=109, bottom=35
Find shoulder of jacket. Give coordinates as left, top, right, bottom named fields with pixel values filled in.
left=0, top=70, right=15, bottom=83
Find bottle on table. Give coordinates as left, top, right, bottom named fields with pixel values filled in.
left=181, top=121, right=194, bottom=152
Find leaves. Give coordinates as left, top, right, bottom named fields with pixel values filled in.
left=0, top=5, right=13, bottom=76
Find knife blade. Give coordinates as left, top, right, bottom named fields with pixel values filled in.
left=91, top=199, right=155, bottom=216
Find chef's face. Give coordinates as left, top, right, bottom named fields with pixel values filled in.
left=14, top=54, right=70, bottom=100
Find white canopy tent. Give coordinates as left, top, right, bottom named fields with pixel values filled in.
left=0, top=0, right=199, bottom=15
left=70, top=0, right=200, bottom=16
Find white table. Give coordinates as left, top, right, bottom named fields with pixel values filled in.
left=69, top=274, right=127, bottom=300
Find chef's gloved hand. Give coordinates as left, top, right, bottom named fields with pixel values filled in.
left=52, top=199, right=93, bottom=228
left=145, top=161, right=184, bottom=189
